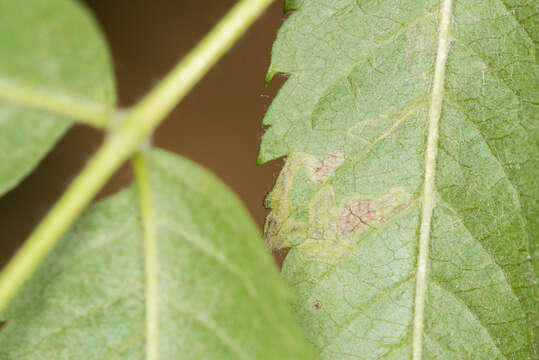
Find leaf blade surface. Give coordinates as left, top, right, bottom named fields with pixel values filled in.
left=0, top=0, right=115, bottom=196
left=0, top=149, right=315, bottom=359
left=260, top=0, right=538, bottom=358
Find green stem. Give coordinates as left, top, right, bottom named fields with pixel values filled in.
left=0, top=79, right=112, bottom=128
left=132, top=152, right=160, bottom=360
left=0, top=0, right=274, bottom=313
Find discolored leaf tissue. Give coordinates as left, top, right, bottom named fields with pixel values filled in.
left=260, top=0, right=538, bottom=358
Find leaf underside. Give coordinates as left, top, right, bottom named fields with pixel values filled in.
left=0, top=149, right=315, bottom=359
left=260, top=0, right=538, bottom=358
left=0, top=0, right=115, bottom=197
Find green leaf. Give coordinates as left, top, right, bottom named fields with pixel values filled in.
left=0, top=149, right=314, bottom=359
left=260, top=0, right=538, bottom=358
left=0, top=0, right=115, bottom=197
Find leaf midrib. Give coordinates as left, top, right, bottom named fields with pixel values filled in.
left=133, top=155, right=160, bottom=360
left=145, top=153, right=297, bottom=358
left=0, top=77, right=111, bottom=128
left=412, top=0, right=454, bottom=359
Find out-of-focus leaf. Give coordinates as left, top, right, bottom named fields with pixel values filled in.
left=0, top=0, right=115, bottom=196
left=0, top=149, right=315, bottom=359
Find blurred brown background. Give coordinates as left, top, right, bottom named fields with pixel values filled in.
left=0, top=1, right=288, bottom=267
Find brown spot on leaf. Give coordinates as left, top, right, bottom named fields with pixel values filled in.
left=0, top=321, right=6, bottom=330
left=313, top=152, right=344, bottom=182
left=453, top=220, right=461, bottom=229
left=338, top=199, right=377, bottom=234
left=312, top=300, right=322, bottom=310
left=336, top=188, right=412, bottom=237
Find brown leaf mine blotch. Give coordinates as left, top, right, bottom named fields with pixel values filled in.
left=297, top=187, right=412, bottom=265
left=338, top=188, right=412, bottom=234
left=264, top=151, right=412, bottom=266
left=264, top=152, right=345, bottom=252
left=312, top=151, right=345, bottom=183
left=339, top=200, right=377, bottom=233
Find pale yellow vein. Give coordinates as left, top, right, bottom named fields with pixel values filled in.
left=412, top=0, right=454, bottom=359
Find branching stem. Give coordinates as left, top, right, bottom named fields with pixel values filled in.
left=0, top=0, right=274, bottom=313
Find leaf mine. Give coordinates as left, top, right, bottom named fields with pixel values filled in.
left=265, top=152, right=412, bottom=265
left=260, top=0, right=537, bottom=357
